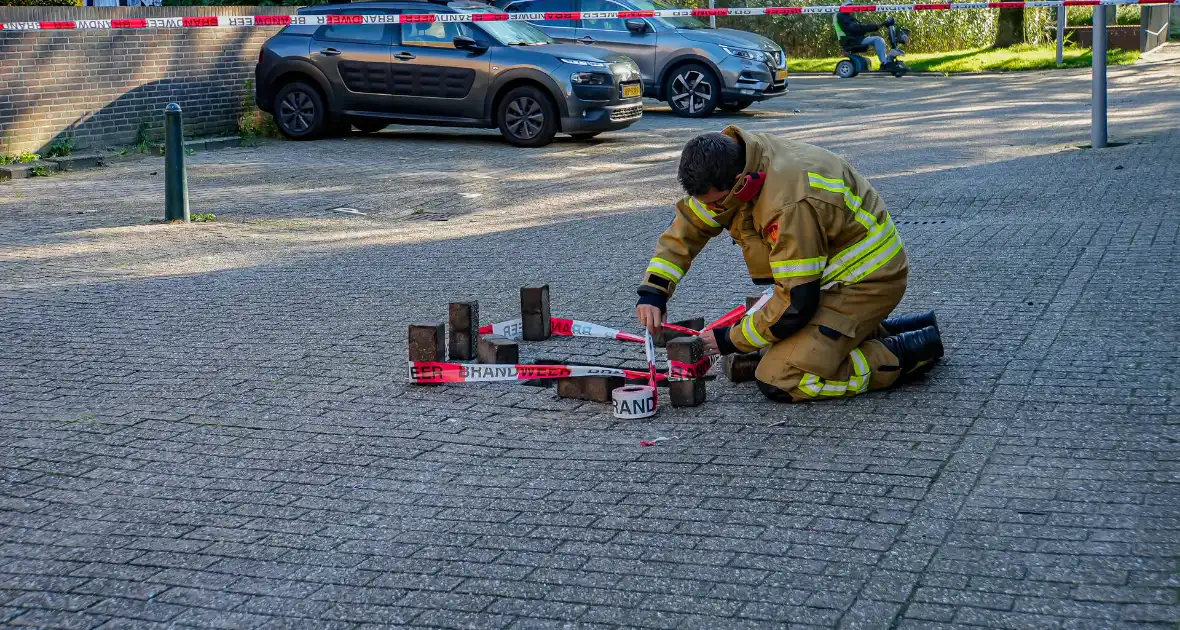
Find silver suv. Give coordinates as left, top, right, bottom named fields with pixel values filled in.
left=498, top=0, right=787, bottom=117
left=254, top=0, right=644, bottom=147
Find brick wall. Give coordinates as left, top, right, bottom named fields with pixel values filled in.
left=0, top=7, right=291, bottom=155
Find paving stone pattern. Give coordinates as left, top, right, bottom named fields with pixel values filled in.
left=1, top=49, right=1179, bottom=629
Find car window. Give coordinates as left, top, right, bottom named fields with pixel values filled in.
left=462, top=9, right=555, bottom=46
left=401, top=20, right=475, bottom=48
left=580, top=0, right=628, bottom=31
left=315, top=24, right=388, bottom=44
left=502, top=0, right=575, bottom=28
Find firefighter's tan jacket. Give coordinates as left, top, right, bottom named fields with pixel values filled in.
left=639, top=125, right=908, bottom=355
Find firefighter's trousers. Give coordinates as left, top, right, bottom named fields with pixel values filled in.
left=754, top=255, right=909, bottom=401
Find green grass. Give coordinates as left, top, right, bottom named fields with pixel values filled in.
left=790, top=44, right=1139, bottom=74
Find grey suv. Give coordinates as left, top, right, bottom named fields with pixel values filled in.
left=498, top=0, right=787, bottom=117
left=254, top=0, right=645, bottom=147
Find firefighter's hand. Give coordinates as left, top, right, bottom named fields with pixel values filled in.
left=699, top=329, right=720, bottom=357
left=636, top=305, right=663, bottom=335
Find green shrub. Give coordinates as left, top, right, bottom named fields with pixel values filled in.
left=691, top=0, right=1057, bottom=57
left=0, top=151, right=40, bottom=165
left=46, top=135, right=74, bottom=159
left=238, top=80, right=280, bottom=139
left=1067, top=5, right=1140, bottom=26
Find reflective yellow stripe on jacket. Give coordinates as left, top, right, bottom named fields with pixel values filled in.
left=807, top=172, right=903, bottom=288
left=646, top=256, right=684, bottom=283
left=686, top=197, right=720, bottom=228
left=739, top=313, right=771, bottom=349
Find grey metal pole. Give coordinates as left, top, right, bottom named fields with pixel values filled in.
left=164, top=103, right=190, bottom=222
left=1056, top=6, right=1065, bottom=66
left=1091, top=7, right=1107, bottom=149
left=709, top=0, right=716, bottom=28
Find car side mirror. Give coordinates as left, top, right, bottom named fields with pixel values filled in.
left=625, top=19, right=649, bottom=34
left=454, top=35, right=488, bottom=52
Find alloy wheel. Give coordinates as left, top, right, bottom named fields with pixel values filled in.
left=279, top=91, right=315, bottom=133
left=505, top=96, right=544, bottom=140
left=670, top=71, right=713, bottom=115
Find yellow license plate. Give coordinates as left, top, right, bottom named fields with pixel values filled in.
left=622, top=84, right=642, bottom=99
left=776, top=69, right=788, bottom=81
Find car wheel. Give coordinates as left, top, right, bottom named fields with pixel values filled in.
left=274, top=82, right=327, bottom=141
left=836, top=60, right=857, bottom=79
left=719, top=101, right=753, bottom=113
left=352, top=119, right=388, bottom=134
left=497, top=86, right=558, bottom=148
left=665, top=63, right=719, bottom=118
left=569, top=132, right=601, bottom=141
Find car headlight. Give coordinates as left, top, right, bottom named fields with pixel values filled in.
left=560, top=58, right=610, bottom=68
left=571, top=72, right=610, bottom=85
left=718, top=45, right=767, bottom=63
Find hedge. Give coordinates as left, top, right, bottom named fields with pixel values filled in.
left=693, top=0, right=1059, bottom=57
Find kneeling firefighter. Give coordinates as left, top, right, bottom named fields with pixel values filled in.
left=635, top=127, right=943, bottom=401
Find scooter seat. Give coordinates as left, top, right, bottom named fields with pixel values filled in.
left=842, top=44, right=871, bottom=54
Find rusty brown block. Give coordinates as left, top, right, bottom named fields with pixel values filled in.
left=477, top=335, right=519, bottom=365
left=448, top=301, right=479, bottom=361
left=556, top=376, right=625, bottom=402
left=408, top=322, right=445, bottom=362
left=723, top=352, right=761, bottom=383
left=667, top=337, right=706, bottom=407
left=520, top=285, right=551, bottom=341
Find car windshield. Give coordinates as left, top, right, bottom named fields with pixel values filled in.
left=630, top=0, right=710, bottom=30
left=462, top=8, right=556, bottom=44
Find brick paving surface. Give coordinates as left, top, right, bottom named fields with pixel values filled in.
left=2, top=47, right=1179, bottom=629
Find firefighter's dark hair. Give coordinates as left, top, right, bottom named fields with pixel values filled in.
left=677, top=132, right=744, bottom=197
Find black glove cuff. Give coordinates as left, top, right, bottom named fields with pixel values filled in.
left=712, top=326, right=739, bottom=356
left=636, top=290, right=668, bottom=313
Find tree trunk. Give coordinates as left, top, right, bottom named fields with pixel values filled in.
left=994, top=8, right=1026, bottom=48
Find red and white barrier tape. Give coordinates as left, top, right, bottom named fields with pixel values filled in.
left=2, top=1, right=1175, bottom=31
left=479, top=316, right=644, bottom=344
left=643, top=330, right=660, bottom=407
left=415, top=288, right=773, bottom=385
left=408, top=360, right=666, bottom=384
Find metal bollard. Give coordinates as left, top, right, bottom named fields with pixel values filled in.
left=164, top=103, right=190, bottom=223
left=1091, top=7, right=1108, bottom=149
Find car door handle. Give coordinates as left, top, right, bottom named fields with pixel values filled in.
left=394, top=52, right=416, bottom=61
left=319, top=47, right=342, bottom=56
left=578, top=36, right=595, bottom=44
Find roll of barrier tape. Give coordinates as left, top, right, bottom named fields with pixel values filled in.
left=612, top=385, right=657, bottom=419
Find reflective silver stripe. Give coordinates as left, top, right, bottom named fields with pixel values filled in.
left=771, top=257, right=826, bottom=279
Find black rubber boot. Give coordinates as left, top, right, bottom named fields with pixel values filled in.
left=756, top=379, right=796, bottom=403
left=881, top=311, right=938, bottom=335
left=880, top=325, right=944, bottom=380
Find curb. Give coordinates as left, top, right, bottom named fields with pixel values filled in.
left=149, top=136, right=243, bottom=156
left=0, top=160, right=58, bottom=181
left=2, top=136, right=246, bottom=183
